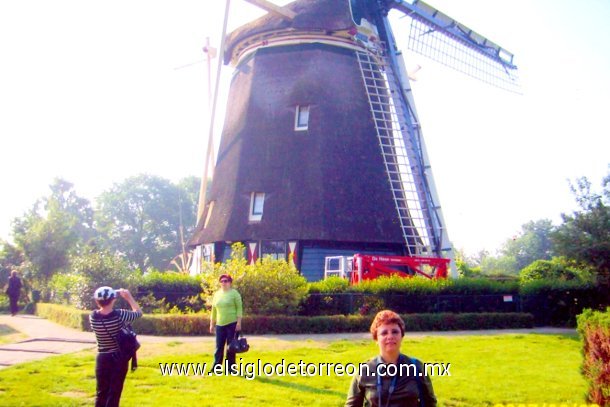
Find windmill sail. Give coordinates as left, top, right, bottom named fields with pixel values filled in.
left=391, top=0, right=519, bottom=92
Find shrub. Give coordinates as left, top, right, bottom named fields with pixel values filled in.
left=201, top=243, right=308, bottom=315
left=520, top=258, right=585, bottom=283
left=136, top=271, right=204, bottom=313
left=54, top=249, right=141, bottom=310
left=577, top=308, right=610, bottom=406
left=199, top=243, right=249, bottom=300
left=239, top=257, right=308, bottom=315
left=49, top=273, right=87, bottom=305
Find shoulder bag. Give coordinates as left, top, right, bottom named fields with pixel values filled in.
left=228, top=331, right=250, bottom=353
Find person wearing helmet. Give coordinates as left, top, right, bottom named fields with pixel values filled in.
left=89, top=286, right=142, bottom=407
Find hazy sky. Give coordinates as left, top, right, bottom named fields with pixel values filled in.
left=0, top=0, right=608, bottom=255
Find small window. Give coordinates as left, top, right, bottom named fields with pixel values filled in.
left=294, top=105, right=310, bottom=131
left=249, top=192, right=265, bottom=221
left=261, top=240, right=286, bottom=260
left=202, top=244, right=214, bottom=263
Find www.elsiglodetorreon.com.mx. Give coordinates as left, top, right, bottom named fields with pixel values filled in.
left=159, top=359, right=451, bottom=380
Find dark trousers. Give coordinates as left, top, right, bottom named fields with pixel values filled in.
left=214, top=322, right=237, bottom=371
left=9, top=295, right=19, bottom=315
left=95, top=352, right=129, bottom=407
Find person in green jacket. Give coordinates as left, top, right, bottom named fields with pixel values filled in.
left=209, top=274, right=243, bottom=372
left=345, top=310, right=437, bottom=407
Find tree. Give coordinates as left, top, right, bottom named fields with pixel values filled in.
left=553, top=169, right=610, bottom=290
left=502, top=219, right=556, bottom=271
left=11, top=179, right=94, bottom=290
left=454, top=248, right=482, bottom=277
left=0, top=239, right=24, bottom=285
left=95, top=174, right=198, bottom=271
left=46, top=178, right=95, bottom=244
left=473, top=219, right=557, bottom=276
left=171, top=176, right=200, bottom=273
left=479, top=254, right=518, bottom=277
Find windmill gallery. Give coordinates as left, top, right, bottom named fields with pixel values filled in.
left=188, top=0, right=518, bottom=281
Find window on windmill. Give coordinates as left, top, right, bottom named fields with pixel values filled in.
left=294, top=105, right=310, bottom=131
left=249, top=192, right=265, bottom=221
left=261, top=240, right=286, bottom=260
left=202, top=244, right=214, bottom=263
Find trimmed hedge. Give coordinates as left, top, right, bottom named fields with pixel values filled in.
left=577, top=308, right=610, bottom=406
left=302, top=292, right=522, bottom=316
left=36, top=303, right=90, bottom=331
left=304, top=277, right=607, bottom=327
left=309, top=276, right=519, bottom=295
left=135, top=272, right=204, bottom=312
left=521, top=280, right=607, bottom=326
left=36, top=303, right=534, bottom=335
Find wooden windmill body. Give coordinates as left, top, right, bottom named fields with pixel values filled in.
left=189, top=0, right=518, bottom=280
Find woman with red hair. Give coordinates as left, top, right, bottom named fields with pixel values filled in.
left=209, top=274, right=243, bottom=372
left=345, top=310, right=437, bottom=406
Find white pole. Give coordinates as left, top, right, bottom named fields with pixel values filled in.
left=196, top=0, right=231, bottom=223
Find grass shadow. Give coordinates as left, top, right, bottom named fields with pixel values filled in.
left=0, top=324, right=19, bottom=336
left=252, top=376, right=345, bottom=398
left=555, top=333, right=581, bottom=342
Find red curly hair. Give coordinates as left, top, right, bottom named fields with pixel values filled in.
left=370, top=310, right=406, bottom=340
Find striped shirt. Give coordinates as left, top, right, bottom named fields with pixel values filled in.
left=90, top=309, right=142, bottom=353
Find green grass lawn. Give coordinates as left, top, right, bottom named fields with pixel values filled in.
left=0, top=333, right=588, bottom=406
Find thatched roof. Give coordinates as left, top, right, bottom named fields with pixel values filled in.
left=225, top=0, right=356, bottom=64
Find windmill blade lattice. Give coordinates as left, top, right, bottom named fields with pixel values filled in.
left=389, top=0, right=520, bottom=93
left=407, top=18, right=520, bottom=93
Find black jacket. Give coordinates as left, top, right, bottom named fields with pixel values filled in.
left=345, top=354, right=437, bottom=407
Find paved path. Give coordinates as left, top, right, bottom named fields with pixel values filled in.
left=0, top=314, right=576, bottom=369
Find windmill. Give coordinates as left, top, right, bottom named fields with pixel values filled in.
left=188, top=0, right=518, bottom=280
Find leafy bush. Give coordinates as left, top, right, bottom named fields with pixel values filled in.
left=520, top=258, right=586, bottom=283
left=35, top=303, right=533, bottom=335
left=239, top=257, right=308, bottom=315
left=201, top=243, right=308, bottom=315
left=49, top=273, right=86, bottom=305
left=577, top=308, right=610, bottom=406
left=199, top=243, right=249, bottom=300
